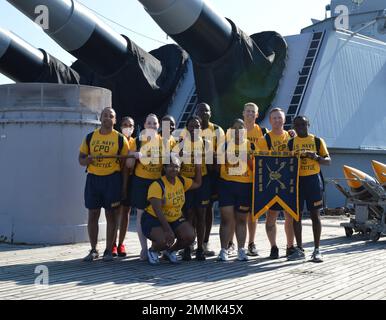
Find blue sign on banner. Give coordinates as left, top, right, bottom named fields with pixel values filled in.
left=252, top=153, right=300, bottom=221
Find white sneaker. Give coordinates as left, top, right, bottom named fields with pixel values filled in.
left=237, top=248, right=249, bottom=261
left=147, top=248, right=160, bottom=265
left=217, top=248, right=229, bottom=262
left=227, top=242, right=237, bottom=256
left=163, top=250, right=179, bottom=264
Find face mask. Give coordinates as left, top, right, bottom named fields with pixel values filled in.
left=122, top=127, right=133, bottom=137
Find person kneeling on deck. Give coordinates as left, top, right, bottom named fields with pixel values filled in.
left=79, top=107, right=130, bottom=262
left=141, top=156, right=202, bottom=265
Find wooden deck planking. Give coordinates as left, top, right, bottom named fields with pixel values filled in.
left=1, top=216, right=385, bottom=300
left=259, top=243, right=386, bottom=299
left=194, top=239, right=381, bottom=300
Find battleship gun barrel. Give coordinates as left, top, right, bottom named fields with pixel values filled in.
left=0, top=28, right=46, bottom=82
left=6, top=0, right=188, bottom=122
left=138, top=0, right=287, bottom=127
left=7, top=0, right=131, bottom=77
left=0, top=27, right=80, bottom=84
left=138, top=0, right=233, bottom=63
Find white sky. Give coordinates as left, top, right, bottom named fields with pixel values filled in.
left=0, top=0, right=329, bottom=84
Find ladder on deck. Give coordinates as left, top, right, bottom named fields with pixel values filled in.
left=284, top=31, right=326, bottom=130
left=177, top=87, right=198, bottom=129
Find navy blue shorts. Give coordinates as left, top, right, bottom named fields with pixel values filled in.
left=218, top=179, right=252, bottom=213
left=184, top=175, right=211, bottom=210
left=209, top=171, right=220, bottom=203
left=130, top=175, right=155, bottom=210
left=121, top=175, right=132, bottom=208
left=141, top=211, right=186, bottom=240
left=85, top=172, right=122, bottom=210
left=299, top=173, right=324, bottom=212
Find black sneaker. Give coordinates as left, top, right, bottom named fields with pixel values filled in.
left=287, top=247, right=305, bottom=261
left=311, top=248, right=323, bottom=263
left=269, top=246, right=279, bottom=259
left=286, top=246, right=296, bottom=257
left=181, top=247, right=192, bottom=261
left=195, top=248, right=206, bottom=261
left=102, top=249, right=114, bottom=262
left=83, top=249, right=99, bottom=262
left=247, top=242, right=258, bottom=256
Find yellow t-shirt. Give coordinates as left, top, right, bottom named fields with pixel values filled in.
left=146, top=176, right=193, bottom=222
left=247, top=124, right=267, bottom=148
left=180, top=138, right=208, bottom=178
left=134, top=135, right=174, bottom=180
left=202, top=122, right=225, bottom=153
left=127, top=137, right=136, bottom=151
left=290, top=134, right=329, bottom=176
left=79, top=129, right=129, bottom=176
left=220, top=140, right=253, bottom=183
left=123, top=136, right=137, bottom=174
left=256, top=131, right=291, bottom=152
left=169, top=135, right=177, bottom=149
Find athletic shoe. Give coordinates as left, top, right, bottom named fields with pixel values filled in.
left=112, top=244, right=118, bottom=257
left=102, top=249, right=114, bottom=262
left=117, top=244, right=127, bottom=257
left=181, top=247, right=192, bottom=261
left=286, top=246, right=296, bottom=257
left=195, top=248, right=206, bottom=261
left=147, top=248, right=160, bottom=265
left=83, top=249, right=99, bottom=262
left=269, top=245, right=279, bottom=259
left=190, top=241, right=196, bottom=254
left=140, top=249, right=148, bottom=261
left=287, top=247, right=305, bottom=261
left=217, top=248, right=229, bottom=262
left=227, top=242, right=237, bottom=256
left=237, top=248, right=249, bottom=261
left=163, top=250, right=179, bottom=264
left=311, top=248, right=323, bottom=263
left=247, top=242, right=259, bottom=256
left=203, top=242, right=215, bottom=257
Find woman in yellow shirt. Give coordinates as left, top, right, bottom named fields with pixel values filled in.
left=127, top=113, right=163, bottom=260
left=142, top=157, right=202, bottom=265
left=112, top=116, right=136, bottom=258
left=217, top=119, right=254, bottom=262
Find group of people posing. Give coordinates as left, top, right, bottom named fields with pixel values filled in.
left=78, top=102, right=331, bottom=265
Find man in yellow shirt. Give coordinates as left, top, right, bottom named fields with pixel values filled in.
left=256, top=108, right=295, bottom=259
left=79, top=107, right=130, bottom=262
left=196, top=103, right=225, bottom=257
left=287, top=116, right=331, bottom=263
left=243, top=102, right=268, bottom=256
left=179, top=116, right=211, bottom=261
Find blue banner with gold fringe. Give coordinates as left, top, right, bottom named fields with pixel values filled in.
left=252, top=152, right=300, bottom=221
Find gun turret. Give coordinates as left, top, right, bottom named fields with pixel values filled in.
left=138, top=0, right=287, bottom=126
left=0, top=27, right=80, bottom=83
